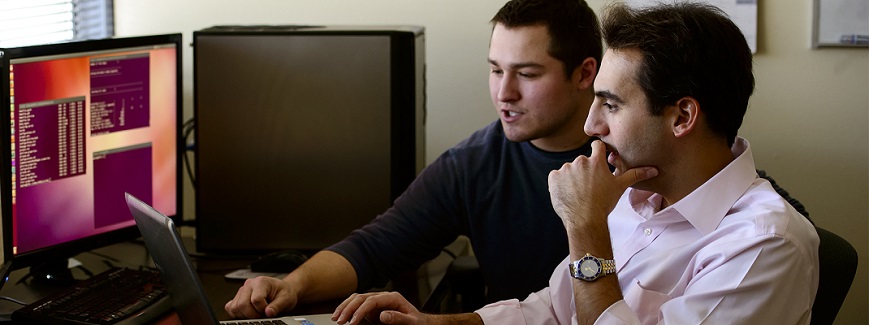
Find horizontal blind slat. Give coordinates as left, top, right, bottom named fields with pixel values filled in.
left=0, top=0, right=112, bottom=47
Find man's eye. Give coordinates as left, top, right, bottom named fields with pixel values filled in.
left=603, top=102, right=618, bottom=112
left=490, top=69, right=503, bottom=75
left=518, top=72, right=537, bottom=78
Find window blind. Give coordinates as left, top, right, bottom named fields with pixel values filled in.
left=0, top=0, right=113, bottom=48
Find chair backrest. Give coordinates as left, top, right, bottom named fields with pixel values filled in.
left=811, top=227, right=858, bottom=325
left=758, top=170, right=857, bottom=324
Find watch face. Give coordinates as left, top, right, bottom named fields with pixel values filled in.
left=580, top=257, right=601, bottom=278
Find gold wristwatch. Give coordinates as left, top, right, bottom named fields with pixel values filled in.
left=569, top=253, right=616, bottom=281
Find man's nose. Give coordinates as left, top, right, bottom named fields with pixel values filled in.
left=496, top=76, right=519, bottom=102
left=584, top=106, right=608, bottom=137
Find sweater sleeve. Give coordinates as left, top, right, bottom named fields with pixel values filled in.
left=325, top=149, right=467, bottom=291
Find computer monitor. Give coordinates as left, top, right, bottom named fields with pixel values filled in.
left=0, top=34, right=183, bottom=283
left=193, top=26, right=425, bottom=253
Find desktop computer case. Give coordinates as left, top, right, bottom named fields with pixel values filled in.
left=193, top=25, right=426, bottom=253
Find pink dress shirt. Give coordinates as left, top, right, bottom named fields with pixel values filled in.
left=476, top=138, right=819, bottom=324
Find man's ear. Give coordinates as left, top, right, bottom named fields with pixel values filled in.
left=671, top=97, right=700, bottom=138
left=572, top=57, right=597, bottom=90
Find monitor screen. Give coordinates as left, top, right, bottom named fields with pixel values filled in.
left=0, top=34, right=182, bottom=277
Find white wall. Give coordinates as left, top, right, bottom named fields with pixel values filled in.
left=114, top=0, right=868, bottom=323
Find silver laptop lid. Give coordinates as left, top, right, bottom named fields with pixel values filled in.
left=127, top=193, right=341, bottom=325
left=126, top=193, right=220, bottom=325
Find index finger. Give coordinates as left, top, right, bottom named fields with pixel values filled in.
left=249, top=281, right=273, bottom=313
left=333, top=293, right=357, bottom=318
left=590, top=140, right=608, bottom=162
left=226, top=282, right=258, bottom=319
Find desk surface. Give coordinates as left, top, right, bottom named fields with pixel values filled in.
left=0, top=229, right=457, bottom=323
left=0, top=236, right=339, bottom=323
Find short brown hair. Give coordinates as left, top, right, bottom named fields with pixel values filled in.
left=601, top=2, right=754, bottom=146
left=492, top=0, right=602, bottom=78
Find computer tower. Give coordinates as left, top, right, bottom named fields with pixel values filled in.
left=193, top=25, right=425, bottom=253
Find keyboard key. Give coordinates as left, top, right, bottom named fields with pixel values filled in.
left=11, top=268, right=173, bottom=325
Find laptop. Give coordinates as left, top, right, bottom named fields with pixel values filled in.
left=125, top=193, right=339, bottom=325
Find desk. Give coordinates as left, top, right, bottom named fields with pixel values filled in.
left=0, top=231, right=466, bottom=324
left=0, top=235, right=340, bottom=323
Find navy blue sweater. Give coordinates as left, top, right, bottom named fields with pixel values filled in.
left=328, top=120, right=594, bottom=302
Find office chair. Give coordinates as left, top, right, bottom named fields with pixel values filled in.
left=752, top=171, right=858, bottom=324
left=811, top=226, right=858, bottom=325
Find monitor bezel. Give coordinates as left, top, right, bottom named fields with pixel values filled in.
left=0, top=34, right=184, bottom=272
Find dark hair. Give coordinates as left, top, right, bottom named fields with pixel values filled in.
left=601, top=2, right=754, bottom=146
left=491, top=0, right=602, bottom=78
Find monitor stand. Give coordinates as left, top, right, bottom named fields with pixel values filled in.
left=27, top=259, right=76, bottom=286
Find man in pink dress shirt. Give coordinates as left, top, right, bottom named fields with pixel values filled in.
left=331, top=2, right=820, bottom=325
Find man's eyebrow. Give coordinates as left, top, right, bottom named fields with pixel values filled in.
left=595, top=90, right=624, bottom=104
left=487, top=59, right=544, bottom=70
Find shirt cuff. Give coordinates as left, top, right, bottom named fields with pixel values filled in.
left=475, top=299, right=526, bottom=325
left=595, top=300, right=640, bottom=325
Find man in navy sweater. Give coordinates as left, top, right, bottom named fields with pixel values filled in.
left=226, top=0, right=602, bottom=318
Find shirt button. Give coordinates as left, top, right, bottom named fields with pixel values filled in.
left=644, top=228, right=652, bottom=236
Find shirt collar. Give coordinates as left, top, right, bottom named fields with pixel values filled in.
left=628, top=137, right=758, bottom=235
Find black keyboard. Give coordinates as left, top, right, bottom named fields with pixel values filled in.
left=12, top=267, right=173, bottom=325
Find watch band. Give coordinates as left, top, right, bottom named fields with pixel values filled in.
left=569, top=253, right=616, bottom=281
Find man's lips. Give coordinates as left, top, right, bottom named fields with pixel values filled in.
left=501, top=109, right=523, bottom=121
left=601, top=142, right=619, bottom=166
left=608, top=150, right=620, bottom=167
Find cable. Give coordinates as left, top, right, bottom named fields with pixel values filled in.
left=0, top=296, right=27, bottom=306
left=85, top=250, right=121, bottom=263
left=73, top=265, right=94, bottom=278
left=14, top=274, right=31, bottom=286
left=182, top=117, right=197, bottom=189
